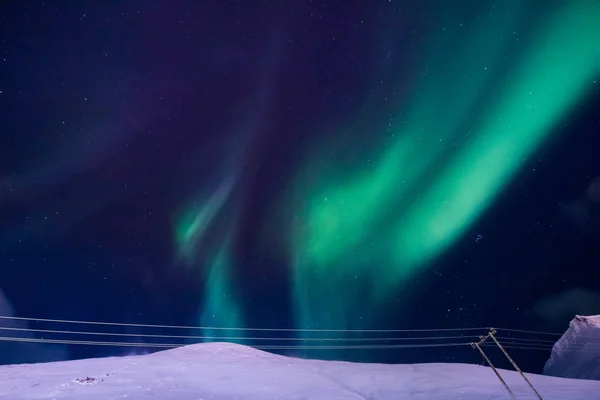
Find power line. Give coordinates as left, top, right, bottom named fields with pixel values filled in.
left=0, top=316, right=573, bottom=343
left=0, top=315, right=488, bottom=333
left=494, top=336, right=557, bottom=344
left=481, top=343, right=554, bottom=352
left=0, top=336, right=471, bottom=350
left=5, top=334, right=597, bottom=353
left=493, top=327, right=563, bottom=336
left=0, top=326, right=479, bottom=342
left=495, top=345, right=554, bottom=352
left=4, top=329, right=599, bottom=356
left=482, top=342, right=600, bottom=351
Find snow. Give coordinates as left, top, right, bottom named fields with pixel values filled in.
left=1, top=342, right=599, bottom=399
left=544, top=314, right=600, bottom=381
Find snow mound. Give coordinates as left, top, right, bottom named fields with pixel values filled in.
left=1, top=341, right=599, bottom=399
left=544, top=314, right=600, bottom=380
left=158, top=341, right=272, bottom=357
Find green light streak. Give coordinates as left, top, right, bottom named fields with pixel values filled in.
left=298, top=2, right=527, bottom=271
left=394, top=1, right=600, bottom=268
left=174, top=178, right=234, bottom=264
left=286, top=0, right=600, bottom=336
left=200, top=243, right=245, bottom=342
left=173, top=178, right=244, bottom=342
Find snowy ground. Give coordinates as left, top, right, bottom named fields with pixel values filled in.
left=1, top=342, right=599, bottom=400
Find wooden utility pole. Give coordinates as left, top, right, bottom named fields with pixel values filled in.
left=472, top=328, right=544, bottom=400
left=472, top=334, right=515, bottom=399
left=488, top=329, right=543, bottom=400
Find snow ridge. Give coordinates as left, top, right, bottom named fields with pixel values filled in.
left=544, top=314, right=600, bottom=381
left=1, top=341, right=599, bottom=399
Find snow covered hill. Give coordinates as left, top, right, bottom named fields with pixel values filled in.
left=1, top=342, right=599, bottom=399
left=544, top=314, right=600, bottom=381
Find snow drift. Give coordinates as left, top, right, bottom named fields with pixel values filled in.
left=1, top=341, right=599, bottom=399
left=544, top=314, right=600, bottom=381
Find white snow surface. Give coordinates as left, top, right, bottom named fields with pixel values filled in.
left=1, top=342, right=599, bottom=400
left=544, top=314, right=600, bottom=381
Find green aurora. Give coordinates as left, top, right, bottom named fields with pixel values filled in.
left=198, top=241, right=246, bottom=342
left=289, top=0, right=600, bottom=336
left=174, top=179, right=245, bottom=341
left=174, top=0, right=600, bottom=345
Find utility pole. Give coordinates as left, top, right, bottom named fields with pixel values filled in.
left=488, top=329, right=543, bottom=400
left=472, top=334, right=515, bottom=399
left=472, top=328, right=544, bottom=400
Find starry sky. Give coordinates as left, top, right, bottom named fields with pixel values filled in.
left=1, top=0, right=600, bottom=373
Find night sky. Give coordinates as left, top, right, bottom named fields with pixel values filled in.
left=1, top=0, right=600, bottom=374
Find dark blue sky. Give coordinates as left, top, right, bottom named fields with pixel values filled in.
left=1, top=0, right=599, bottom=373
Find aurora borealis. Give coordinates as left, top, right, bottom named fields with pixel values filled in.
left=174, top=0, right=600, bottom=341
left=2, top=0, right=600, bottom=370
